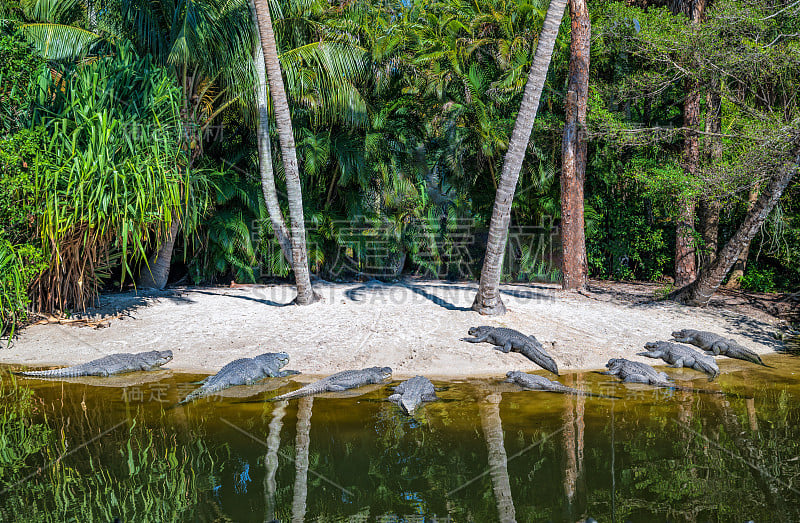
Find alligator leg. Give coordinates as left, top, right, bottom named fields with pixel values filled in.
left=327, top=385, right=346, bottom=392
left=492, top=342, right=513, bottom=354
left=461, top=335, right=489, bottom=343
left=276, top=370, right=300, bottom=378
left=388, top=393, right=401, bottom=403
left=669, top=358, right=686, bottom=368
left=622, top=375, right=650, bottom=384
left=708, top=342, right=725, bottom=356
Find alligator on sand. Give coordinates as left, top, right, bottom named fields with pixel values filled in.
left=671, top=329, right=771, bottom=367
left=462, top=326, right=559, bottom=375
left=638, top=341, right=720, bottom=379
left=17, top=350, right=173, bottom=378
left=179, top=352, right=298, bottom=404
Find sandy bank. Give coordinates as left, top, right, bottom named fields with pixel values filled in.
left=0, top=280, right=784, bottom=377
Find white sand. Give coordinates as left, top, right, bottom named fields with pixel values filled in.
left=0, top=280, right=782, bottom=377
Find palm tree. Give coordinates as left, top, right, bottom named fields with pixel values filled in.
left=263, top=400, right=287, bottom=522
left=478, top=392, right=516, bottom=522
left=248, top=0, right=293, bottom=265
left=291, top=396, right=313, bottom=522
left=472, top=0, right=568, bottom=315
left=253, top=0, right=319, bottom=304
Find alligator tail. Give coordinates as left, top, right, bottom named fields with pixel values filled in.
left=270, top=385, right=317, bottom=402
left=17, top=367, right=78, bottom=378
left=178, top=390, right=204, bottom=405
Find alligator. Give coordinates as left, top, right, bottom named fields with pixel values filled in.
left=505, top=371, right=619, bottom=398
left=388, top=376, right=438, bottom=414
left=600, top=358, right=727, bottom=395
left=671, top=329, right=772, bottom=367
left=271, top=367, right=392, bottom=401
left=17, top=350, right=173, bottom=378
left=638, top=341, right=720, bottom=379
left=462, top=326, right=559, bottom=375
left=179, top=352, right=298, bottom=404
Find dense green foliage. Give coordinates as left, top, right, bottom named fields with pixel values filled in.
left=0, top=0, right=798, bottom=336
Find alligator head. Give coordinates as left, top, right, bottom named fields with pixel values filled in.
left=468, top=326, right=493, bottom=337
left=146, top=350, right=173, bottom=367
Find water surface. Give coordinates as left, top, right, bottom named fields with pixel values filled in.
left=1, top=355, right=798, bottom=522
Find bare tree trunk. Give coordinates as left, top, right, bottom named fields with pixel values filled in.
left=560, top=0, right=590, bottom=291
left=672, top=0, right=707, bottom=289
left=253, top=0, right=319, bottom=304
left=478, top=393, right=517, bottom=523
left=698, top=90, right=723, bottom=269
left=249, top=1, right=293, bottom=266
left=138, top=219, right=180, bottom=290
left=724, top=185, right=759, bottom=288
left=472, top=0, right=568, bottom=315
left=562, top=376, right=577, bottom=507
left=291, top=397, right=313, bottom=523
left=264, top=400, right=286, bottom=523
left=675, top=153, right=798, bottom=306
left=674, top=88, right=700, bottom=288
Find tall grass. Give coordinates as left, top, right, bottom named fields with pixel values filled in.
left=28, top=43, right=210, bottom=312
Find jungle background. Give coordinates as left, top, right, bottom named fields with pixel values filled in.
left=1, top=0, right=798, bottom=338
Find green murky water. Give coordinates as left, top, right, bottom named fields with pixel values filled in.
left=1, top=355, right=799, bottom=522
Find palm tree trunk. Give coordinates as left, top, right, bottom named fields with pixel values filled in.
left=138, top=219, right=180, bottom=290
left=560, top=0, right=590, bottom=291
left=252, top=0, right=319, bottom=304
left=291, top=396, right=313, bottom=523
left=478, top=392, right=516, bottom=523
left=674, top=152, right=798, bottom=306
left=249, top=1, right=293, bottom=266
left=264, top=400, right=286, bottom=523
left=472, top=0, right=568, bottom=315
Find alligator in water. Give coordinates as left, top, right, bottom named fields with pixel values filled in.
left=17, top=350, right=173, bottom=378
left=179, top=352, right=298, bottom=404
left=270, top=367, right=392, bottom=401
left=505, top=371, right=618, bottom=398
left=600, top=358, right=727, bottom=395
left=462, top=326, right=559, bottom=375
left=638, top=341, right=720, bottom=379
left=671, top=329, right=772, bottom=367
left=388, top=376, right=438, bottom=414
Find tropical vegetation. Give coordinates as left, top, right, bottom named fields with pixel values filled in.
left=1, top=0, right=798, bottom=335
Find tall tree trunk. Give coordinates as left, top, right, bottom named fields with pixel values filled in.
left=252, top=0, right=319, bottom=304
left=672, top=0, right=707, bottom=289
left=698, top=90, right=722, bottom=268
left=264, top=400, right=286, bottom=523
left=560, top=0, right=591, bottom=291
left=674, top=88, right=700, bottom=288
left=478, top=392, right=517, bottom=523
left=675, top=152, right=798, bottom=306
left=249, top=1, right=293, bottom=266
left=138, top=218, right=180, bottom=290
left=562, top=373, right=586, bottom=518
left=472, top=0, right=568, bottom=315
left=724, top=185, right=759, bottom=288
left=291, top=397, right=313, bottom=523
